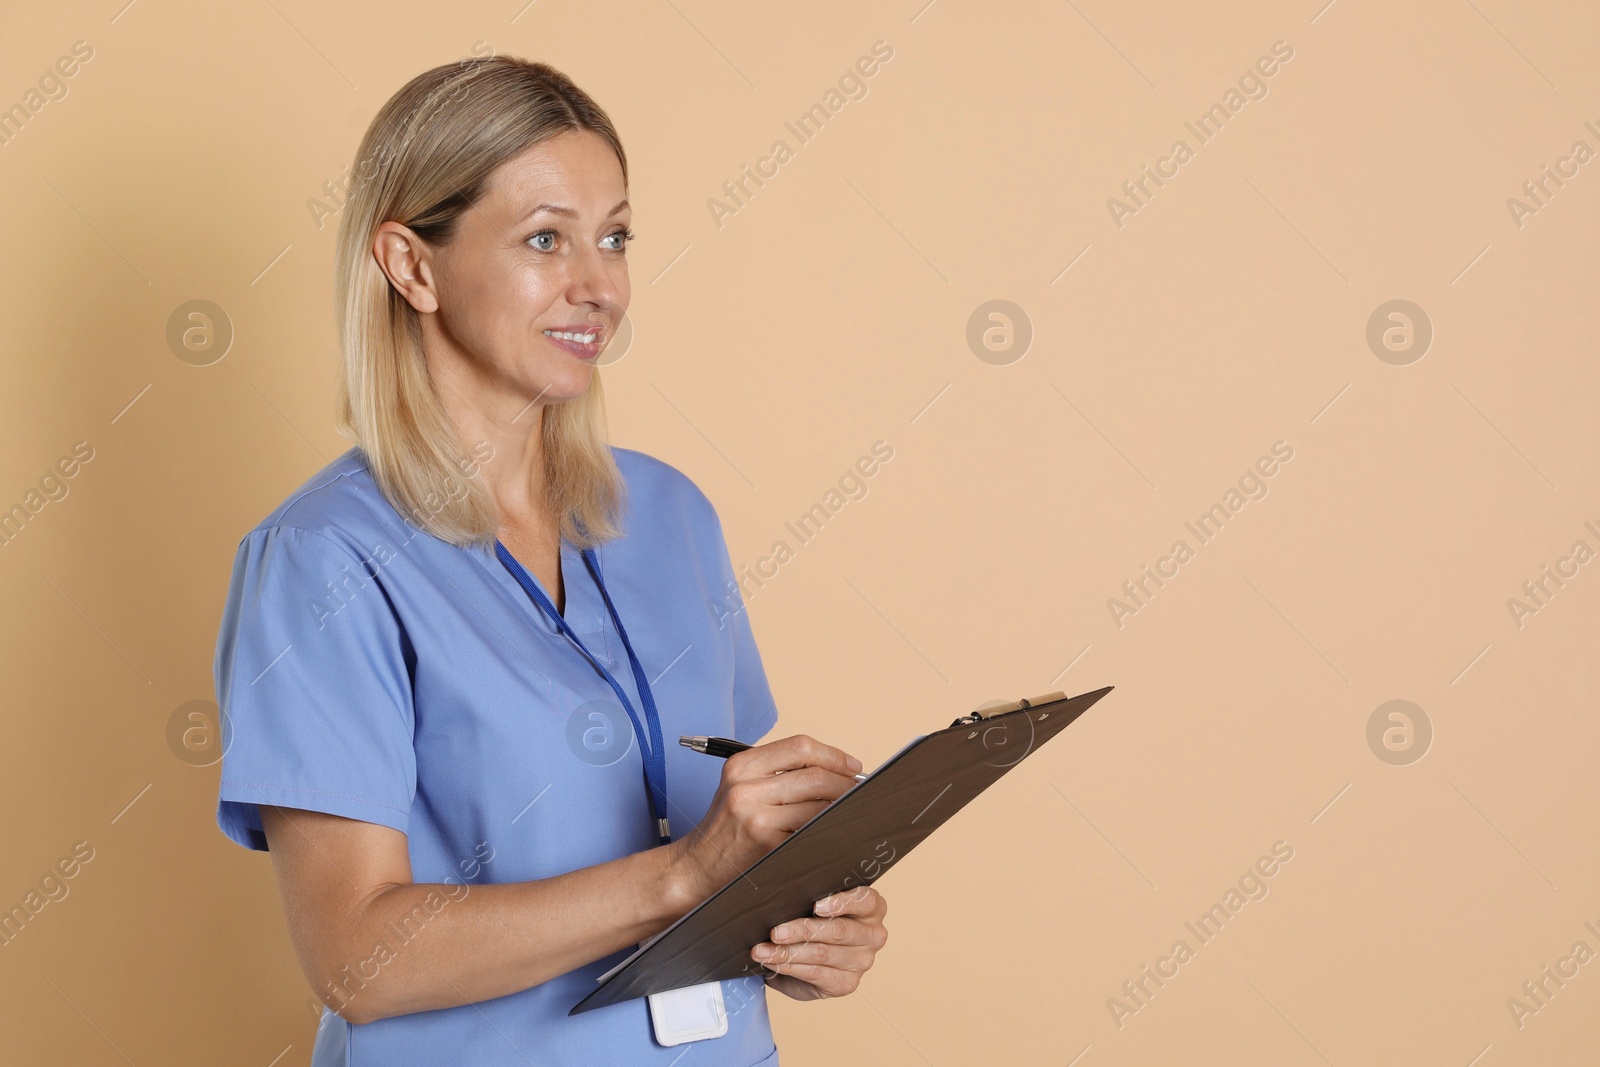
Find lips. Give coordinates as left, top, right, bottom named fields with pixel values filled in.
left=543, top=330, right=602, bottom=360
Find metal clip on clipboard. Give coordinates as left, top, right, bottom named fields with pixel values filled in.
left=948, top=690, right=1068, bottom=729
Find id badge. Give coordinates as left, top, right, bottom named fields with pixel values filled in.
left=647, top=979, right=728, bottom=1046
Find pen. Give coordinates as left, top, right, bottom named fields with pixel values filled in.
left=679, top=735, right=868, bottom=782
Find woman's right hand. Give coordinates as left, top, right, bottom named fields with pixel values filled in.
left=667, top=734, right=864, bottom=907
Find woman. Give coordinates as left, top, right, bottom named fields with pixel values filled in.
left=213, top=54, right=887, bottom=1065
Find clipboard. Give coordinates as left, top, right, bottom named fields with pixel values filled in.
left=569, top=684, right=1114, bottom=1015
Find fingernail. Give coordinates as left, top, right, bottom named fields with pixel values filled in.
left=773, top=924, right=793, bottom=940
left=753, top=944, right=772, bottom=959
left=816, top=898, right=835, bottom=914
left=846, top=755, right=863, bottom=772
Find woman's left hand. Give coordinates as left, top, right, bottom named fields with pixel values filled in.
left=751, top=886, right=889, bottom=1001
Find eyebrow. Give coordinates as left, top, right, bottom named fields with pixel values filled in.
left=519, top=199, right=630, bottom=223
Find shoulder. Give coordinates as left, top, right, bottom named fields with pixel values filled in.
left=234, top=445, right=725, bottom=553
left=610, top=446, right=722, bottom=533
left=236, top=447, right=406, bottom=560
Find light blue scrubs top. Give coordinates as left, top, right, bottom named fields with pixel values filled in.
left=214, top=445, right=781, bottom=1066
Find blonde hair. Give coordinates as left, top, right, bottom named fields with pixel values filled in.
left=333, top=54, right=626, bottom=549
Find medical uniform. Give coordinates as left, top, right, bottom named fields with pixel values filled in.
left=214, top=445, right=781, bottom=1066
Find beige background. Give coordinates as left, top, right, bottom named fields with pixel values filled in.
left=1, top=0, right=1596, bottom=1063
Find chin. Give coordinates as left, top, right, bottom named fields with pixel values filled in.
left=533, top=368, right=595, bottom=405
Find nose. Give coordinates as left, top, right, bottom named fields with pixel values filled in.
left=562, top=243, right=625, bottom=321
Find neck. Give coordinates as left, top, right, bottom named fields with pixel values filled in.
left=422, top=327, right=550, bottom=527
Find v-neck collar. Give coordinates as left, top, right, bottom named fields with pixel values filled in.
left=555, top=539, right=597, bottom=625
left=476, top=539, right=610, bottom=649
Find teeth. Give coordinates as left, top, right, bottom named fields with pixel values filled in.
left=544, top=330, right=598, bottom=343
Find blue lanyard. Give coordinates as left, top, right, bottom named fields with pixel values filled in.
left=493, top=540, right=672, bottom=846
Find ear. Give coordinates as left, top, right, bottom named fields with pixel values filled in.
left=372, top=222, right=440, bottom=314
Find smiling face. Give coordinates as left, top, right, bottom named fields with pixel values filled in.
left=374, top=128, right=633, bottom=419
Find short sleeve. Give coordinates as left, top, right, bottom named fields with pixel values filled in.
left=213, top=525, right=417, bottom=851
left=708, top=510, right=780, bottom=743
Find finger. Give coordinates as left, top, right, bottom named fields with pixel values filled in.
left=727, top=734, right=863, bottom=781
left=767, top=765, right=860, bottom=804
left=753, top=957, right=867, bottom=997
left=726, top=765, right=859, bottom=812
left=769, top=915, right=882, bottom=949
left=814, top=886, right=887, bottom=919
left=752, top=938, right=876, bottom=972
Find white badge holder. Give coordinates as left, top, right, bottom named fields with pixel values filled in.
left=647, top=978, right=728, bottom=1046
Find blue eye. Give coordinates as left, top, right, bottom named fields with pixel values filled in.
left=525, top=228, right=634, bottom=252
